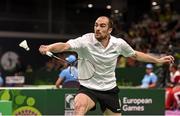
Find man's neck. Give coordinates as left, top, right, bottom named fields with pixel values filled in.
left=99, top=36, right=110, bottom=48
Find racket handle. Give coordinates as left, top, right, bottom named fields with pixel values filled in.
left=46, top=51, right=53, bottom=57
left=45, top=51, right=66, bottom=62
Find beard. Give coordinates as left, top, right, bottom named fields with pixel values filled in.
left=95, top=33, right=109, bottom=42
left=95, top=31, right=105, bottom=40
left=95, top=33, right=102, bottom=39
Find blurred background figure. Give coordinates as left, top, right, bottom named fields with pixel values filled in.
left=0, top=72, right=4, bottom=87
left=25, top=64, right=33, bottom=73
left=169, top=64, right=180, bottom=85
left=165, top=63, right=180, bottom=110
left=116, top=56, right=126, bottom=68
left=55, top=55, right=79, bottom=88
left=140, top=64, right=158, bottom=88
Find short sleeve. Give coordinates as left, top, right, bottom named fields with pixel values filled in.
left=67, top=33, right=94, bottom=50
left=151, top=74, right=158, bottom=83
left=59, top=70, right=66, bottom=79
left=67, top=36, right=84, bottom=50
left=119, top=39, right=135, bottom=57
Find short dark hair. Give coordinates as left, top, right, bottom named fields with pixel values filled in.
left=98, top=16, right=113, bottom=28
left=108, top=18, right=113, bottom=28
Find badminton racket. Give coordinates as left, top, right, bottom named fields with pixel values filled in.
left=46, top=51, right=95, bottom=80
left=18, top=40, right=95, bottom=80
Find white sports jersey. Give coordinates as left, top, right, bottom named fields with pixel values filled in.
left=67, top=33, right=135, bottom=91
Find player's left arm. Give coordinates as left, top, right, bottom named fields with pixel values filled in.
left=55, top=78, right=64, bottom=88
left=131, top=51, right=174, bottom=64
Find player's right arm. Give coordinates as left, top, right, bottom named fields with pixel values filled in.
left=39, top=42, right=71, bottom=55
left=39, top=33, right=91, bottom=55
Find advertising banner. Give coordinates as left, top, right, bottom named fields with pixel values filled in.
left=0, top=88, right=165, bottom=115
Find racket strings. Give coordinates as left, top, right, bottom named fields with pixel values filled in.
left=50, top=54, right=95, bottom=80
left=77, top=59, right=96, bottom=80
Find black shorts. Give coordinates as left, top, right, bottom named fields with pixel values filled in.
left=77, top=85, right=121, bottom=113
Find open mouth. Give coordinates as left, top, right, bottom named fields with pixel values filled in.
left=95, top=32, right=101, bottom=36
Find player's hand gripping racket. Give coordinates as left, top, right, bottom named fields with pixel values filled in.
left=46, top=51, right=95, bottom=80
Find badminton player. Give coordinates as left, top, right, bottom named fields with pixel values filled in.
left=39, top=16, right=174, bottom=115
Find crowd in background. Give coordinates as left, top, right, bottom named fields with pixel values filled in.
left=115, top=3, right=179, bottom=68
left=0, top=3, right=179, bottom=85
left=115, top=4, right=180, bottom=67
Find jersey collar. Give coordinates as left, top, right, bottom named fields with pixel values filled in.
left=93, top=34, right=115, bottom=47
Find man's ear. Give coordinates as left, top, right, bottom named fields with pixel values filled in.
left=108, top=28, right=113, bottom=34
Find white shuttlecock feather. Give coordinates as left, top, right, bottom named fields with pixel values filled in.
left=19, top=40, right=30, bottom=51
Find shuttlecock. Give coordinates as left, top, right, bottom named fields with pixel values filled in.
left=19, top=40, right=30, bottom=51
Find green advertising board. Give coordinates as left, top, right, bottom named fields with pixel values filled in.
left=0, top=100, right=12, bottom=115
left=119, top=88, right=165, bottom=115
left=0, top=87, right=165, bottom=115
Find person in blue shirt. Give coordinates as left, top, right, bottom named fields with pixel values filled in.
left=140, top=64, right=158, bottom=88
left=55, top=55, right=79, bottom=88
left=0, top=72, right=4, bottom=87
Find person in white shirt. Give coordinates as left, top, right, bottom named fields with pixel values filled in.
left=39, top=16, right=174, bottom=115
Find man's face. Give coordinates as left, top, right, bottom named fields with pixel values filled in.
left=94, top=17, right=112, bottom=40
left=146, top=68, right=152, bottom=74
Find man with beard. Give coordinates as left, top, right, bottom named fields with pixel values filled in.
left=39, top=16, right=174, bottom=115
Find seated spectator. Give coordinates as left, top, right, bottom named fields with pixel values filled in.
left=140, top=64, right=158, bottom=88
left=165, top=64, right=180, bottom=110
left=55, top=55, right=79, bottom=88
